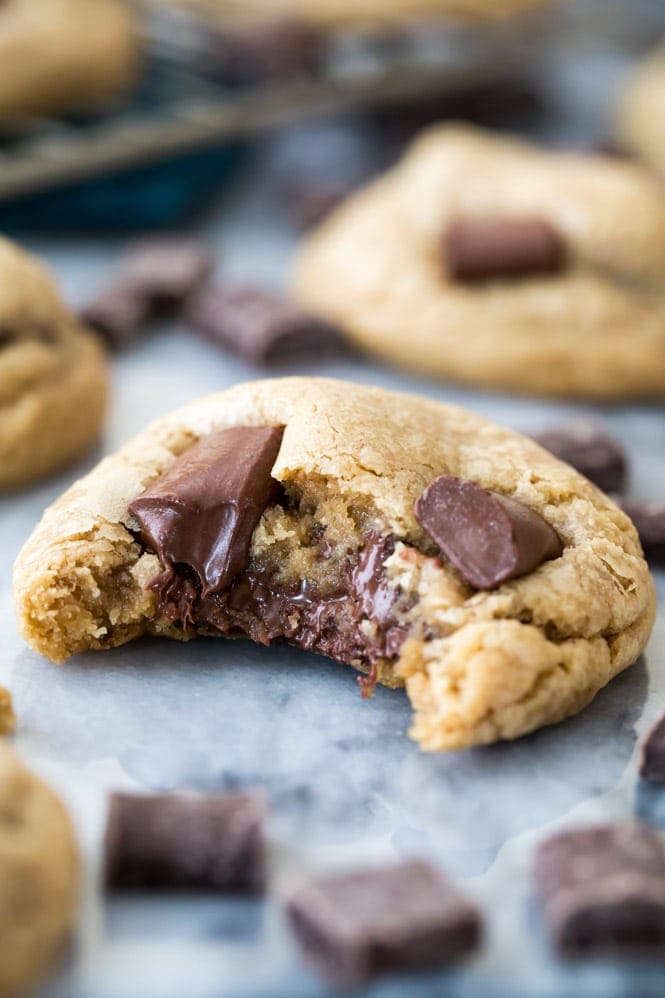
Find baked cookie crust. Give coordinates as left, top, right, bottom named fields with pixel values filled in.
left=13, top=378, right=655, bottom=751
left=0, top=237, right=109, bottom=491
left=292, top=125, right=665, bottom=399
left=0, top=0, right=138, bottom=122
left=0, top=746, right=79, bottom=996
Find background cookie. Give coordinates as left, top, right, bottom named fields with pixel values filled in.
left=0, top=237, right=109, bottom=491
left=615, top=44, right=665, bottom=177
left=292, top=124, right=665, bottom=399
left=13, top=378, right=655, bottom=750
left=0, top=745, right=79, bottom=996
left=0, top=0, right=138, bottom=122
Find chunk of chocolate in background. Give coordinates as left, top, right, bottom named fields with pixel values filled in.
left=615, top=499, right=665, bottom=566
left=188, top=287, right=350, bottom=366
left=445, top=217, right=565, bottom=282
left=129, top=425, right=284, bottom=595
left=105, top=791, right=266, bottom=893
left=202, top=17, right=321, bottom=86
left=284, top=176, right=358, bottom=229
left=415, top=475, right=562, bottom=590
left=79, top=238, right=215, bottom=350
left=640, top=715, right=665, bottom=782
left=533, top=823, right=665, bottom=959
left=532, top=423, right=628, bottom=494
left=286, top=859, right=481, bottom=986
left=79, top=284, right=151, bottom=351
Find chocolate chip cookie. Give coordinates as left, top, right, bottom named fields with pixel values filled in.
left=0, top=0, right=138, bottom=123
left=0, top=745, right=79, bottom=996
left=0, top=237, right=109, bottom=490
left=615, top=45, right=665, bottom=178
left=293, top=125, right=665, bottom=399
left=13, top=378, right=655, bottom=750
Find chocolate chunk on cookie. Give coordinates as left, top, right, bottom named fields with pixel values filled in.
left=13, top=379, right=655, bottom=751
left=615, top=499, right=665, bottom=566
left=534, top=823, right=665, bottom=959
left=105, top=791, right=266, bottom=893
left=532, top=423, right=627, bottom=494
left=188, top=287, right=349, bottom=366
left=640, top=715, right=665, bottom=782
left=445, top=217, right=565, bottom=282
left=130, top=425, right=284, bottom=595
left=415, top=475, right=562, bottom=589
left=286, top=859, right=481, bottom=985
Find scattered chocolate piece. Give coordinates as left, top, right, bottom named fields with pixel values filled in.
left=286, top=859, right=481, bottom=986
left=203, top=17, right=320, bottom=86
left=129, top=425, right=284, bottom=595
left=79, top=284, right=150, bottom=350
left=533, top=823, right=665, bottom=959
left=640, top=715, right=665, bottom=782
left=105, top=791, right=266, bottom=893
left=532, top=423, right=628, bottom=494
left=188, top=287, right=349, bottom=366
left=444, top=218, right=565, bottom=282
left=615, top=499, right=665, bottom=566
left=415, top=475, right=563, bottom=590
left=80, top=238, right=215, bottom=351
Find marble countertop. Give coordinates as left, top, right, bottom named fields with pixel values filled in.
left=2, top=28, right=665, bottom=998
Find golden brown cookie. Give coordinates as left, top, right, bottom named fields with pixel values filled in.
left=0, top=0, right=138, bottom=122
left=615, top=44, right=665, bottom=177
left=0, top=688, right=15, bottom=736
left=13, top=378, right=655, bottom=750
left=292, top=124, right=665, bottom=399
left=0, top=745, right=79, bottom=996
left=0, top=237, right=109, bottom=491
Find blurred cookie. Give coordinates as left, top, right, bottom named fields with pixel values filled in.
left=0, top=0, right=138, bottom=123
left=293, top=124, right=665, bottom=399
left=0, top=745, right=79, bottom=996
left=0, top=237, right=109, bottom=490
left=615, top=44, right=665, bottom=177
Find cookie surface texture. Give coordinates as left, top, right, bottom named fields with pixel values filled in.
left=0, top=745, right=79, bottom=996
left=292, top=125, right=665, bottom=398
left=13, top=378, right=655, bottom=750
left=0, top=237, right=109, bottom=490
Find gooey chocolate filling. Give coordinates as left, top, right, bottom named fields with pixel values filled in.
left=129, top=426, right=412, bottom=675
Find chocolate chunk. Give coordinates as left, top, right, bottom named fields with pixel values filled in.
left=105, top=791, right=266, bottom=893
left=640, top=715, right=665, bottom=782
left=80, top=238, right=215, bottom=350
left=286, top=859, right=482, bottom=985
left=533, top=823, right=665, bottom=959
left=122, top=238, right=214, bottom=305
left=615, top=499, right=665, bottom=566
left=532, top=423, right=628, bottom=494
left=203, top=18, right=320, bottom=86
left=415, top=475, right=563, bottom=590
left=445, top=218, right=565, bottom=282
left=79, top=284, right=150, bottom=350
left=188, top=287, right=349, bottom=366
left=129, top=425, right=284, bottom=595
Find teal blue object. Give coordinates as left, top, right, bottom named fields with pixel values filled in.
left=0, top=144, right=245, bottom=232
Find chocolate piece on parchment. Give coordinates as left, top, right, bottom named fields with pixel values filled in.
left=445, top=218, right=565, bottom=282
left=533, top=823, right=665, bottom=959
left=129, top=425, right=284, bottom=595
left=640, top=715, right=665, bottom=782
left=188, top=287, right=349, bottom=366
left=415, top=475, right=562, bottom=590
left=615, top=499, right=665, bottom=566
left=286, top=859, right=482, bottom=985
left=105, top=790, right=267, bottom=893
left=532, top=423, right=627, bottom=494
